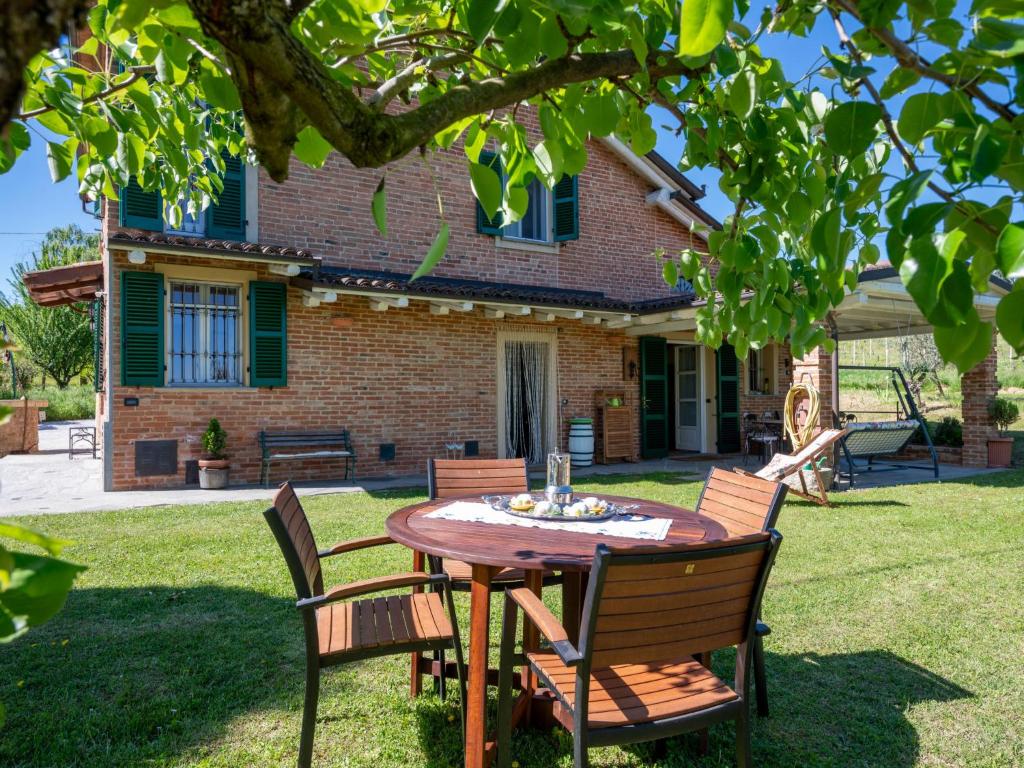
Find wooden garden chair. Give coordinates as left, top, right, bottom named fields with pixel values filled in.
left=264, top=482, right=465, bottom=768
left=735, top=428, right=847, bottom=507
left=412, top=458, right=559, bottom=696
left=695, top=468, right=787, bottom=718
left=496, top=531, right=783, bottom=768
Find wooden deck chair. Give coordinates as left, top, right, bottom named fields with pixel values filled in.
left=263, top=482, right=465, bottom=768
left=411, top=458, right=559, bottom=698
left=496, top=531, right=783, bottom=768
left=695, top=468, right=787, bottom=718
left=735, top=428, right=847, bottom=507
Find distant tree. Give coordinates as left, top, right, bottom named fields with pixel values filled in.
left=0, top=226, right=97, bottom=389
left=12, top=359, right=39, bottom=394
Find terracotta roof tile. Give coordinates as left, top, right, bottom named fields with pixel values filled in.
left=108, top=232, right=318, bottom=263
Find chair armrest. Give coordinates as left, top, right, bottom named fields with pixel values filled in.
left=507, top=587, right=582, bottom=667
left=296, top=572, right=449, bottom=610
left=318, top=535, right=394, bottom=558
left=733, top=468, right=757, bottom=478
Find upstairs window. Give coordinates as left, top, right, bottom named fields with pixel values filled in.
left=476, top=151, right=579, bottom=242
left=502, top=178, right=552, bottom=243
left=118, top=152, right=246, bottom=241
left=168, top=281, right=241, bottom=386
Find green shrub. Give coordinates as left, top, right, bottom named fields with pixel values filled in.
left=914, top=417, right=964, bottom=448
left=201, top=418, right=228, bottom=459
left=988, top=397, right=1020, bottom=435
left=25, top=385, right=95, bottom=421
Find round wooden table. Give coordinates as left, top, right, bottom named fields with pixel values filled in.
left=386, top=495, right=729, bottom=768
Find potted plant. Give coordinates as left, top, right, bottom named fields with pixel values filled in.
left=986, top=397, right=1019, bottom=468
left=198, top=418, right=230, bottom=489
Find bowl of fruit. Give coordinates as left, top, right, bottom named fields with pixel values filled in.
left=488, top=494, right=621, bottom=522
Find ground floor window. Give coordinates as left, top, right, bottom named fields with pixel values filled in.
left=747, top=345, right=776, bottom=395
left=168, top=281, right=242, bottom=385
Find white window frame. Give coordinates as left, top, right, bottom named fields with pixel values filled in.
left=500, top=179, right=554, bottom=245
left=166, top=279, right=244, bottom=387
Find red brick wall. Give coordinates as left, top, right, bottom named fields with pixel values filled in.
left=107, top=251, right=640, bottom=489
left=256, top=138, right=706, bottom=302
left=961, top=345, right=999, bottom=467
left=738, top=343, right=792, bottom=444
left=792, top=346, right=836, bottom=432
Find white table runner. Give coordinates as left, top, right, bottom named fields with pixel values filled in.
left=425, top=501, right=672, bottom=541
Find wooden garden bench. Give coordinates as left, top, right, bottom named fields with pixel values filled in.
left=258, top=429, right=355, bottom=487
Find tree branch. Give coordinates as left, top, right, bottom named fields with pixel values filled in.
left=17, top=66, right=156, bottom=121
left=833, top=0, right=1016, bottom=122
left=830, top=10, right=1000, bottom=237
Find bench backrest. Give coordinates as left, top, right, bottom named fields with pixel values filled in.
left=842, top=422, right=917, bottom=457
left=428, top=458, right=528, bottom=500
left=262, top=482, right=323, bottom=600
left=581, top=531, right=781, bottom=668
left=696, top=467, right=788, bottom=536
left=260, top=430, right=351, bottom=452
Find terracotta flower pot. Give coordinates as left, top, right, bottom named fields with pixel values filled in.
left=198, top=457, right=229, bottom=470
left=987, top=437, right=1013, bottom=468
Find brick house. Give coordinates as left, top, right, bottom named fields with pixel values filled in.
left=22, top=128, right=1008, bottom=489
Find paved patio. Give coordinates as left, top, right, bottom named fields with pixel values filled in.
left=0, top=420, right=1007, bottom=517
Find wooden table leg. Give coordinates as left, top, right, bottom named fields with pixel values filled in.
left=522, top=570, right=543, bottom=721
left=410, top=549, right=426, bottom=697
left=560, top=572, right=583, bottom=645
left=465, top=564, right=494, bottom=768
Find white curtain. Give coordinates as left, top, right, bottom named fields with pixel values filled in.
left=505, top=340, right=548, bottom=464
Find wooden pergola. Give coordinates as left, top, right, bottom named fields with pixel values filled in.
left=21, top=260, right=103, bottom=308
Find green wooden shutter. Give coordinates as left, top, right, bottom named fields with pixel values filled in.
left=120, top=271, right=164, bottom=386
left=119, top=178, right=163, bottom=231
left=475, top=151, right=504, bottom=235
left=716, top=343, right=741, bottom=453
left=639, top=336, right=669, bottom=459
left=206, top=152, right=246, bottom=240
left=552, top=173, right=579, bottom=241
left=249, top=281, right=287, bottom=387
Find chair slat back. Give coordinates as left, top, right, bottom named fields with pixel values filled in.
left=263, top=482, right=324, bottom=600
left=696, top=467, right=787, bottom=536
left=581, top=532, right=780, bottom=668
left=428, top=458, right=528, bottom=500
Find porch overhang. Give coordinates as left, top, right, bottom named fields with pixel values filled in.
left=22, top=260, right=104, bottom=307
left=291, top=269, right=704, bottom=328
left=832, top=266, right=1007, bottom=341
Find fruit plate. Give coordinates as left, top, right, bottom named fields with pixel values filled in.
left=483, top=495, right=622, bottom=522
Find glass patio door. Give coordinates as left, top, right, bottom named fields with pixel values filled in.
left=675, top=345, right=701, bottom=451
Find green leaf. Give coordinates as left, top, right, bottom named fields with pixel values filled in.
left=996, top=290, right=1024, bottom=353
left=469, top=161, right=502, bottom=221
left=730, top=70, right=756, bottom=119
left=996, top=223, right=1024, bottom=279
left=934, top=312, right=994, bottom=374
left=0, top=523, right=71, bottom=556
left=580, top=91, right=619, bottom=137
left=198, top=71, right=241, bottom=111
left=45, top=140, right=75, bottom=182
left=0, top=551, right=85, bottom=634
left=466, top=0, right=502, bottom=43
left=663, top=259, right=679, bottom=287
left=678, top=0, right=732, bottom=58
left=824, top=101, right=882, bottom=157
left=897, top=92, right=951, bottom=145
left=899, top=236, right=952, bottom=319
left=371, top=176, right=387, bottom=237
left=410, top=222, right=449, bottom=282
left=876, top=66, right=917, bottom=98
left=293, top=126, right=332, bottom=168
left=810, top=208, right=843, bottom=269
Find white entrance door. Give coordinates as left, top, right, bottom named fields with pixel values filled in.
left=676, top=345, right=702, bottom=451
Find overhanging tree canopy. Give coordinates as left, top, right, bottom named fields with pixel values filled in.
left=1, top=0, right=1022, bottom=372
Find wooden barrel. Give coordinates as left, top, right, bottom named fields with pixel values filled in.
left=568, top=418, right=594, bottom=467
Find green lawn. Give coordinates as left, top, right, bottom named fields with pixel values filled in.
left=2, top=472, right=1023, bottom=767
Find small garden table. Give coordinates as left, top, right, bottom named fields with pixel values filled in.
left=386, top=494, right=728, bottom=768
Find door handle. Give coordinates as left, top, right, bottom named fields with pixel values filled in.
left=705, top=398, right=712, bottom=404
